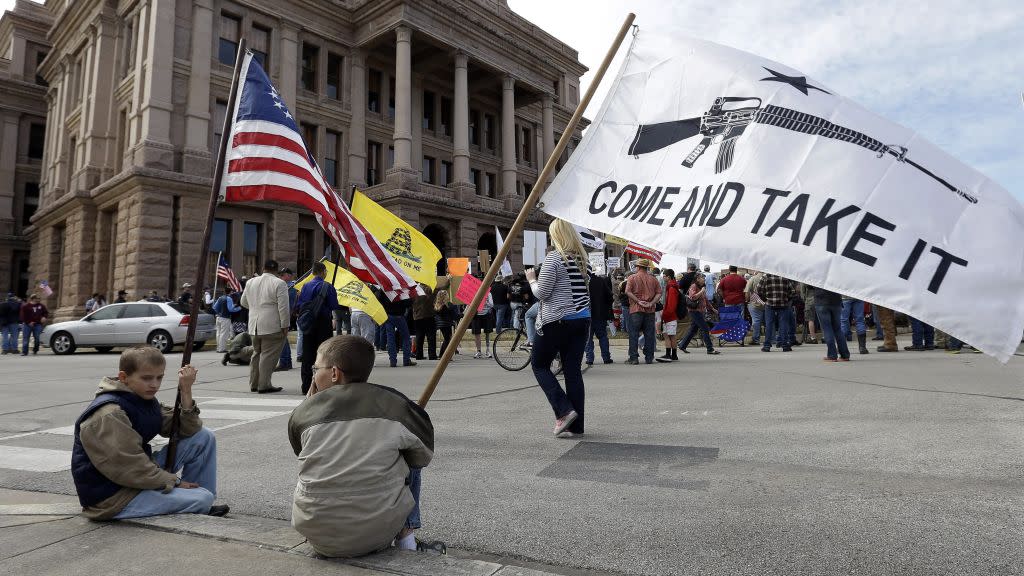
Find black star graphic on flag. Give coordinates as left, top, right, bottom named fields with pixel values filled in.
left=760, top=67, right=831, bottom=96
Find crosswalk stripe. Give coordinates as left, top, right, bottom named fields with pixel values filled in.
left=0, top=446, right=71, bottom=472
left=201, top=397, right=304, bottom=408
left=0, top=397, right=290, bottom=474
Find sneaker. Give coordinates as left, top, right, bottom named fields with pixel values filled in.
left=838, top=357, right=850, bottom=362
left=655, top=356, right=672, bottom=363
left=473, top=351, right=483, bottom=359
left=823, top=357, right=837, bottom=362
left=403, top=360, right=417, bottom=367
left=207, top=504, right=230, bottom=517
left=415, top=538, right=447, bottom=555
left=760, top=347, right=770, bottom=352
left=782, top=347, right=793, bottom=352
left=485, top=351, right=492, bottom=358
left=707, top=349, right=720, bottom=355
left=626, top=359, right=639, bottom=365
left=947, top=348, right=962, bottom=354
left=556, top=431, right=582, bottom=439
left=903, top=345, right=925, bottom=351
left=553, top=410, right=578, bottom=435
left=603, top=359, right=614, bottom=364
left=585, top=360, right=594, bottom=365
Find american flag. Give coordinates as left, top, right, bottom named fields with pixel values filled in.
left=218, top=52, right=418, bottom=300
left=625, top=241, right=663, bottom=264
left=217, top=255, right=242, bottom=293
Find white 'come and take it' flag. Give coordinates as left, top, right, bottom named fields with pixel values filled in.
left=540, top=32, right=1024, bottom=361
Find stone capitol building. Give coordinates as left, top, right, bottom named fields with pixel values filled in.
left=0, top=0, right=587, bottom=320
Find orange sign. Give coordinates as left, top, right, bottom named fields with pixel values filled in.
left=447, top=257, right=470, bottom=277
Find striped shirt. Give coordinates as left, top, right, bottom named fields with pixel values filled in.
left=530, top=250, right=590, bottom=331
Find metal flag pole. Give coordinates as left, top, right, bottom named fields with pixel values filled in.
left=417, top=13, right=637, bottom=407
left=164, top=39, right=248, bottom=471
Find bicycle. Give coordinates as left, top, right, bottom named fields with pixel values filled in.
left=492, top=304, right=595, bottom=378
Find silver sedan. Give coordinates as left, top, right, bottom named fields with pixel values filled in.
left=41, top=302, right=217, bottom=355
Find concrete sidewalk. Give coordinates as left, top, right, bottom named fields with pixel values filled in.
left=0, top=488, right=562, bottom=576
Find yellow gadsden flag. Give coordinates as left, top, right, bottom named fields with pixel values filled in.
left=294, top=260, right=387, bottom=325
left=351, top=190, right=442, bottom=289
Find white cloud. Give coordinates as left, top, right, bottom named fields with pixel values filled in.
left=509, top=0, right=1024, bottom=200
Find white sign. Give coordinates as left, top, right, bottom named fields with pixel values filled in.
left=540, top=32, right=1024, bottom=361
left=588, top=252, right=605, bottom=275
left=522, top=230, right=548, bottom=266
left=606, top=257, right=621, bottom=270
left=494, top=226, right=514, bottom=278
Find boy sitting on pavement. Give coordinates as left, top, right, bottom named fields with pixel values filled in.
left=71, top=346, right=228, bottom=519
left=288, top=335, right=442, bottom=557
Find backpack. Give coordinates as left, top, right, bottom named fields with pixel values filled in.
left=684, top=289, right=701, bottom=310
left=296, top=282, right=329, bottom=333
left=675, top=287, right=688, bottom=318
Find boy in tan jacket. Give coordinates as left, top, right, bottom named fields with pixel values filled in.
left=70, top=346, right=228, bottom=519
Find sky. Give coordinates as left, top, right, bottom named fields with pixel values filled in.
left=507, top=0, right=1023, bottom=272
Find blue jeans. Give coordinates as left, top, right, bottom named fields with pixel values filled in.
left=21, top=323, right=42, bottom=354
left=911, top=318, right=935, bottom=348
left=531, top=317, right=589, bottom=434
left=871, top=305, right=884, bottom=338
left=113, top=427, right=217, bottom=518
left=748, top=305, right=764, bottom=343
left=763, top=306, right=793, bottom=349
left=628, top=311, right=657, bottom=362
left=385, top=314, right=412, bottom=365
left=279, top=337, right=292, bottom=368
left=584, top=319, right=611, bottom=363
left=405, top=468, right=422, bottom=529
left=1, top=324, right=18, bottom=351
left=525, top=302, right=540, bottom=344
left=295, top=329, right=304, bottom=360
left=679, top=311, right=714, bottom=351
left=840, top=299, right=866, bottom=339
left=816, top=304, right=850, bottom=360
left=495, top=304, right=512, bottom=332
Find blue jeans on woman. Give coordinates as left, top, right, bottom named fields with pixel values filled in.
left=747, top=305, right=764, bottom=344
left=385, top=314, right=412, bottom=366
left=679, top=311, right=714, bottom=352
left=815, top=304, right=850, bottom=360
left=113, top=428, right=217, bottom=518
left=531, top=318, right=589, bottom=434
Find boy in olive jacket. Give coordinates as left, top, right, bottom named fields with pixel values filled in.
left=288, top=335, right=438, bottom=557
left=70, top=346, right=227, bottom=519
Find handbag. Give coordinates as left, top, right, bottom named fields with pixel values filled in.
left=296, top=282, right=329, bottom=333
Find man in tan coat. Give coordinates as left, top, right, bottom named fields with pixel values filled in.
left=241, top=259, right=290, bottom=394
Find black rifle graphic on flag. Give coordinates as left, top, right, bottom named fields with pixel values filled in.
left=627, top=96, right=978, bottom=204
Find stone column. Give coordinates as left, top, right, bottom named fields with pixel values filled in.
left=128, top=2, right=150, bottom=150
left=501, top=75, right=517, bottom=204
left=58, top=204, right=99, bottom=318
left=85, top=16, right=117, bottom=185
left=9, top=34, right=26, bottom=82
left=136, top=0, right=175, bottom=169
left=51, top=65, right=69, bottom=198
left=0, top=115, right=18, bottom=232
left=411, top=76, right=422, bottom=178
left=184, top=0, right=214, bottom=176
left=542, top=94, right=554, bottom=170
left=269, top=210, right=299, bottom=267
left=392, top=26, right=412, bottom=171
left=347, top=49, right=366, bottom=188
left=279, top=24, right=299, bottom=116
left=123, top=189, right=173, bottom=299
left=452, top=51, right=473, bottom=200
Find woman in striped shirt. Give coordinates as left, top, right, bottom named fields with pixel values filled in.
left=525, top=219, right=591, bottom=437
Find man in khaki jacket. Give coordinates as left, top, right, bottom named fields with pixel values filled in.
left=241, top=259, right=290, bottom=394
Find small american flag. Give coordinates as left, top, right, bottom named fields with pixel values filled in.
left=218, top=52, right=418, bottom=300
left=625, top=241, right=663, bottom=264
left=217, top=255, right=242, bottom=293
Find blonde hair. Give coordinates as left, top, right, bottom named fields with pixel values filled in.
left=548, top=219, right=589, bottom=288
left=434, top=289, right=450, bottom=311
left=119, top=346, right=167, bottom=375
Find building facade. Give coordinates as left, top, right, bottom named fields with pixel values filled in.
left=28, top=0, right=587, bottom=320
left=0, top=0, right=52, bottom=298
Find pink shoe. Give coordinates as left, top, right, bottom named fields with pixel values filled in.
left=553, top=410, right=578, bottom=436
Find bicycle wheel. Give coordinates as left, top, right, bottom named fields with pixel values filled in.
left=493, top=328, right=532, bottom=371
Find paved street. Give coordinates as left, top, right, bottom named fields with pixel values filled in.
left=1, top=337, right=1023, bottom=575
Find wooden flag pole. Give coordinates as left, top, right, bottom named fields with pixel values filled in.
left=417, top=13, right=636, bottom=407
left=164, top=39, right=248, bottom=471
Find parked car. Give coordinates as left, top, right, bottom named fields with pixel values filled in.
left=41, top=302, right=216, bottom=355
